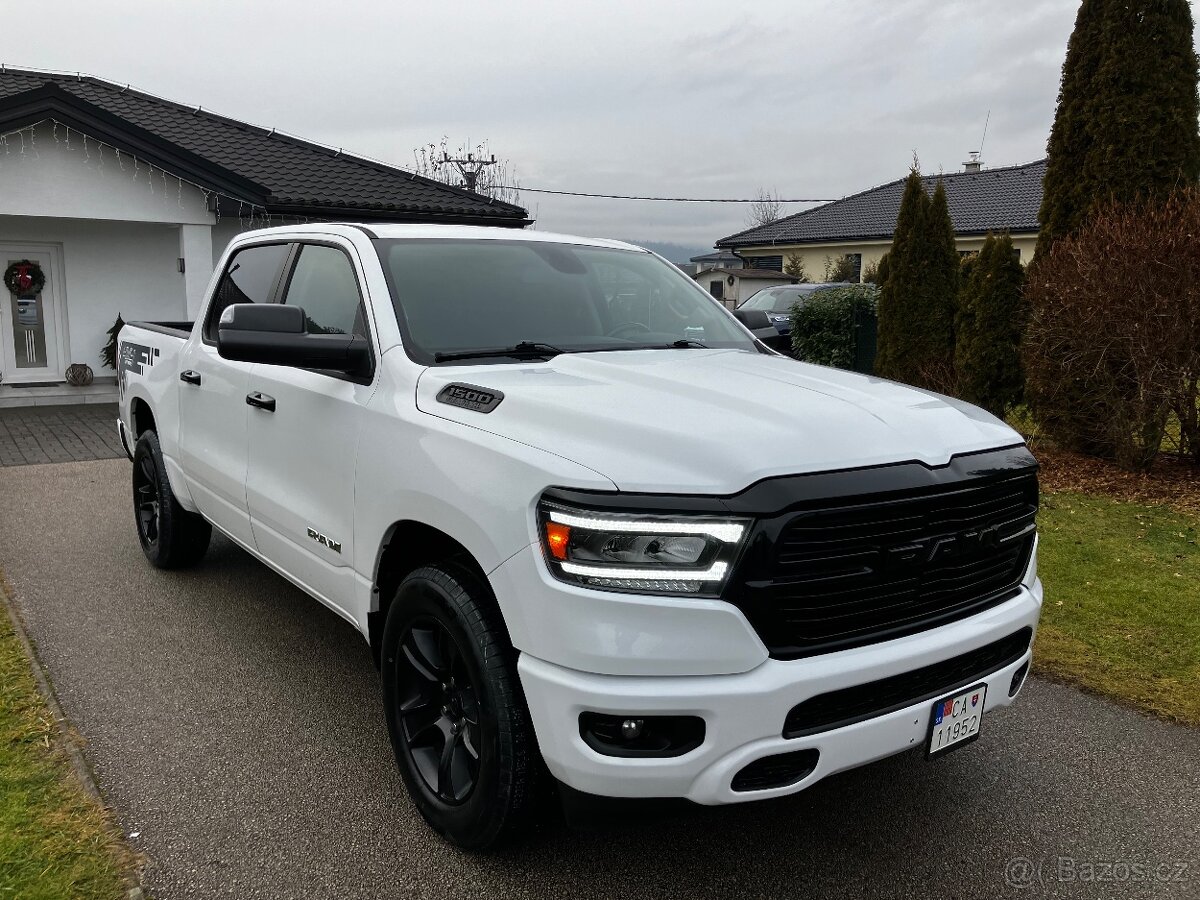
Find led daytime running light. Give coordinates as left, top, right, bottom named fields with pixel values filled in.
left=560, top=560, right=729, bottom=582
left=548, top=510, right=744, bottom=544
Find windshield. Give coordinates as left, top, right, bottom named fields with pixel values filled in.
left=374, top=239, right=757, bottom=364
left=740, top=288, right=803, bottom=312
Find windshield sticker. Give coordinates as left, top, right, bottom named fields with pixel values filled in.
left=436, top=383, right=504, bottom=414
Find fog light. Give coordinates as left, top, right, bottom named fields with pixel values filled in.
left=579, top=712, right=705, bottom=758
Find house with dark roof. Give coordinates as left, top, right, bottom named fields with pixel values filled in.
left=0, top=67, right=528, bottom=399
left=714, top=159, right=1045, bottom=283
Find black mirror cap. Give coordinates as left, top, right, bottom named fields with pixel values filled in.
left=218, top=302, right=305, bottom=333
left=732, top=308, right=772, bottom=330
left=218, top=322, right=371, bottom=376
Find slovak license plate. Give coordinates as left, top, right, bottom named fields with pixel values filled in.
left=928, top=683, right=987, bottom=757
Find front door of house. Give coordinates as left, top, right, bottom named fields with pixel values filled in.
left=0, top=245, right=64, bottom=384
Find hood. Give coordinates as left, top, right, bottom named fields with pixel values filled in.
left=415, top=349, right=1023, bottom=494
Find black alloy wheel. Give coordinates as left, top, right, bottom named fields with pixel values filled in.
left=381, top=562, right=539, bottom=849
left=133, top=450, right=161, bottom=548
left=130, top=430, right=211, bottom=569
left=396, top=618, right=482, bottom=804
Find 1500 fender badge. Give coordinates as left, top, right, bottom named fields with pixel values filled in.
left=436, top=383, right=504, bottom=413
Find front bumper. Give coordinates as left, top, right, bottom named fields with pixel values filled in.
left=518, top=578, right=1042, bottom=805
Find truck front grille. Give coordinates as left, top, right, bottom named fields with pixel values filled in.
left=727, top=471, right=1038, bottom=659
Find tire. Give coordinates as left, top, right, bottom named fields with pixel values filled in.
left=132, top=430, right=211, bottom=569
left=381, top=561, right=539, bottom=849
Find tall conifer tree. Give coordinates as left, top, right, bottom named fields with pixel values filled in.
left=1038, top=0, right=1200, bottom=254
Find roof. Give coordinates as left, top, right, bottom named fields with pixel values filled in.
left=0, top=67, right=529, bottom=225
left=689, top=250, right=741, bottom=263
left=701, top=268, right=798, bottom=280
left=717, top=159, right=1045, bottom=249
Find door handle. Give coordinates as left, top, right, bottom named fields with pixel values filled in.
left=180, top=370, right=202, bottom=386
left=245, top=391, right=276, bottom=412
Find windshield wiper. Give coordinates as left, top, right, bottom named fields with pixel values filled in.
left=617, top=339, right=709, bottom=350
left=434, top=341, right=565, bottom=363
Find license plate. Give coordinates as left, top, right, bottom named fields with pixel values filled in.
left=927, top=683, right=987, bottom=757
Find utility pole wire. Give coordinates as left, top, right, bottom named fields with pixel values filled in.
left=490, top=185, right=837, bottom=203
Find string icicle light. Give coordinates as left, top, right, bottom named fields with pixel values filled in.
left=0, top=117, right=290, bottom=231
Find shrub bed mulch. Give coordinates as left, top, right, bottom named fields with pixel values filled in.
left=1032, top=446, right=1200, bottom=517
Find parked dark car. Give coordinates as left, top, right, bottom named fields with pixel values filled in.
left=737, top=283, right=852, bottom=354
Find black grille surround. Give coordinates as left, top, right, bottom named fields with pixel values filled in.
left=724, top=452, right=1039, bottom=660
left=783, top=627, right=1033, bottom=738
left=542, top=445, right=1039, bottom=661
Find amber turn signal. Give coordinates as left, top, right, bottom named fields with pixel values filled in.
left=544, top=521, right=571, bottom=560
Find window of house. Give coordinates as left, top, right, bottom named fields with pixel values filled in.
left=747, top=256, right=784, bottom=271
left=205, top=243, right=290, bottom=341
left=281, top=244, right=368, bottom=337
left=709, top=280, right=724, bottom=299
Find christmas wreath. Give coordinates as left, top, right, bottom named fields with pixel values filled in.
left=3, top=260, right=45, bottom=296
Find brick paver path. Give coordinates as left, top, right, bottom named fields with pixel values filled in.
left=0, top=404, right=125, bottom=466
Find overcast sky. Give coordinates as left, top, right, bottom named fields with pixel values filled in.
left=16, top=1, right=1173, bottom=252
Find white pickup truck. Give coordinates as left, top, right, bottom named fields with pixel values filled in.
left=117, top=224, right=1042, bottom=848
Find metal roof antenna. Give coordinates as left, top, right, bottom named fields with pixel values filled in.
left=964, top=110, right=993, bottom=172
left=193, top=106, right=201, bottom=116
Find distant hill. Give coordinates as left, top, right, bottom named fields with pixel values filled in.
left=623, top=239, right=712, bottom=264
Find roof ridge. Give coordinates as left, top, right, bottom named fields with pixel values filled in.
left=0, top=63, right=525, bottom=215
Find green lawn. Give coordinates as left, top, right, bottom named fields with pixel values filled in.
left=0, top=602, right=132, bottom=899
left=1035, top=492, right=1200, bottom=725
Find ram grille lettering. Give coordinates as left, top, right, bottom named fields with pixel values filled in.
left=436, top=383, right=504, bottom=413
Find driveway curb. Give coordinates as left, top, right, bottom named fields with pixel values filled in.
left=0, top=569, right=146, bottom=900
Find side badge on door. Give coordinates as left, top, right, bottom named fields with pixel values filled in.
left=436, top=383, right=504, bottom=413
left=307, top=527, right=342, bottom=554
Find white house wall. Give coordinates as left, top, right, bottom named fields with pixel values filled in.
left=0, top=215, right=187, bottom=369
left=0, top=122, right=214, bottom=226
left=736, top=233, right=1040, bottom=282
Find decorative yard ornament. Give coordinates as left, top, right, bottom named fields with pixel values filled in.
left=3, top=259, right=45, bottom=296
left=65, top=363, right=94, bottom=386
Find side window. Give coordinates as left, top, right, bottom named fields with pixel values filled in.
left=281, top=245, right=367, bottom=337
left=205, top=243, right=290, bottom=342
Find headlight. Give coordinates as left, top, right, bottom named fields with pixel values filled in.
left=537, top=498, right=749, bottom=596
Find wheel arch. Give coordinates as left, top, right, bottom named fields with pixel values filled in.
left=130, top=395, right=156, bottom=437
left=368, top=520, right=496, bottom=667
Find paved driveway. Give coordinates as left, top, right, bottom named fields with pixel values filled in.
left=0, top=403, right=124, bottom=466
left=1, top=459, right=1197, bottom=899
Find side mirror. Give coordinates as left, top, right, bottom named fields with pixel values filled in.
left=216, top=303, right=371, bottom=375
left=731, top=308, right=772, bottom=330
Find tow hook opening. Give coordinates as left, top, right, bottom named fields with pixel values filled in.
left=732, top=748, right=820, bottom=792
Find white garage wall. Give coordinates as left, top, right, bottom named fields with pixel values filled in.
left=0, top=215, right=187, bottom=370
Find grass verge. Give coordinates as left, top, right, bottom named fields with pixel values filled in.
left=0, top=594, right=134, bottom=899
left=1035, top=492, right=1200, bottom=726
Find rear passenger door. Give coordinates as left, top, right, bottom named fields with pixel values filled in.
left=244, top=240, right=376, bottom=621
